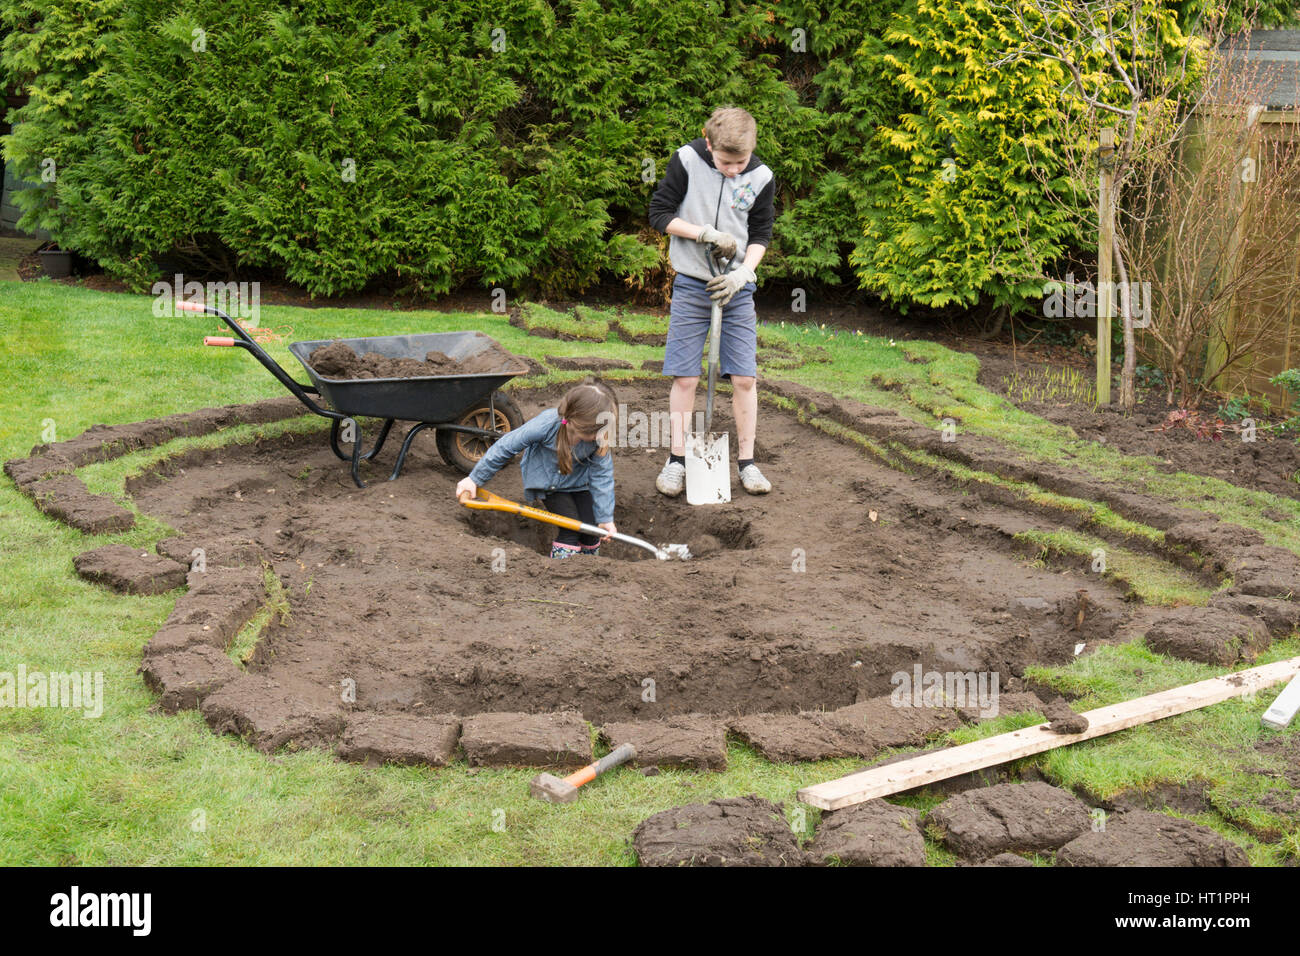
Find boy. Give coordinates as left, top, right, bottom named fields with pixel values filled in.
left=647, top=106, right=774, bottom=496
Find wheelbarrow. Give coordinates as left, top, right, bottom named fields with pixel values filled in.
left=181, top=301, right=530, bottom=488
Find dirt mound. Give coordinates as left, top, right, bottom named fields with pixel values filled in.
left=805, top=800, right=925, bottom=866
left=926, top=781, right=1093, bottom=860
left=307, top=338, right=520, bottom=379
left=1056, top=810, right=1249, bottom=866
left=632, top=795, right=803, bottom=867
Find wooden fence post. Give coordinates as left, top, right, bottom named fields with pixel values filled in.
left=1097, top=127, right=1115, bottom=405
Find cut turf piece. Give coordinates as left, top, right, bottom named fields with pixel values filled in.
left=805, top=800, right=925, bottom=867
left=1209, top=591, right=1300, bottom=638
left=598, top=715, right=728, bottom=771
left=510, top=303, right=607, bottom=342
left=138, top=645, right=243, bottom=714
left=544, top=355, right=634, bottom=371
left=1056, top=810, right=1249, bottom=867
left=3, top=451, right=73, bottom=487
left=25, top=474, right=134, bottom=534
left=926, top=781, right=1093, bottom=861
left=143, top=566, right=266, bottom=659
left=1144, top=607, right=1271, bottom=665
left=828, top=695, right=965, bottom=748
left=610, top=312, right=669, bottom=346
left=337, top=713, right=461, bottom=767
left=458, top=711, right=591, bottom=768
left=200, top=673, right=344, bottom=753
left=23, top=395, right=305, bottom=468
left=1228, top=546, right=1300, bottom=599
left=73, top=544, right=187, bottom=595
left=632, top=795, right=803, bottom=867
left=728, top=712, right=874, bottom=762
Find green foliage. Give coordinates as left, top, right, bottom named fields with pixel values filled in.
left=1216, top=395, right=1251, bottom=421
left=1270, top=369, right=1300, bottom=435
left=0, top=0, right=1227, bottom=313
left=1272, top=369, right=1300, bottom=402
left=1136, top=363, right=1167, bottom=390
left=845, top=0, right=1081, bottom=313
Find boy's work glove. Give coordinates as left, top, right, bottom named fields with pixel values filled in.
left=696, top=225, right=739, bottom=260
left=706, top=264, right=757, bottom=305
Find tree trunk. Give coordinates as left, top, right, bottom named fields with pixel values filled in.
left=1113, top=238, right=1137, bottom=411
left=979, top=305, right=1007, bottom=340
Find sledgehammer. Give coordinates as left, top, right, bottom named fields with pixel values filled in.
left=529, top=743, right=637, bottom=803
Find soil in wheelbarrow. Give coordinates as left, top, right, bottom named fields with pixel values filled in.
left=125, top=379, right=1146, bottom=729
left=308, top=336, right=522, bottom=380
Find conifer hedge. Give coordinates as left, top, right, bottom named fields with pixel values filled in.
left=0, top=0, right=1290, bottom=311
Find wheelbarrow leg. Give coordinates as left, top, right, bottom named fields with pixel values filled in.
left=389, top=422, right=435, bottom=481
left=331, top=418, right=398, bottom=488
left=330, top=418, right=395, bottom=464
left=350, top=434, right=367, bottom=488
left=365, top=419, right=395, bottom=460
left=329, top=417, right=349, bottom=461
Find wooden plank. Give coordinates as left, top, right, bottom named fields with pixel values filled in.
left=798, top=656, right=1300, bottom=811
left=1262, top=673, right=1300, bottom=730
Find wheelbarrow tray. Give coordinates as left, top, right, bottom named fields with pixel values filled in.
left=288, top=331, right=529, bottom=422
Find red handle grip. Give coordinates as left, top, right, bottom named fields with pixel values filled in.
left=204, top=336, right=235, bottom=347
left=176, top=300, right=207, bottom=313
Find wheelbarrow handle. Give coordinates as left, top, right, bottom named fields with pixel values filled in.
left=462, top=489, right=668, bottom=560
left=183, top=300, right=338, bottom=420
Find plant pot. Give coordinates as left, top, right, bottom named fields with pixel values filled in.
left=39, top=249, right=72, bottom=279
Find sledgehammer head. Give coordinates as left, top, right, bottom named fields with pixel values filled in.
left=530, top=773, right=579, bottom=804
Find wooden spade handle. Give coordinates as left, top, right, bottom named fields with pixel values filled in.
left=462, top=489, right=587, bottom=534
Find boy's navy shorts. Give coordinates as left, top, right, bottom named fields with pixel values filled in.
left=662, top=273, right=758, bottom=379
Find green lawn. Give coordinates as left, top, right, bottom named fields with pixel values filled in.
left=1, top=279, right=1297, bottom=865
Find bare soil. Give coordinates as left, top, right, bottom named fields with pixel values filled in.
left=976, top=350, right=1300, bottom=502
left=121, top=379, right=1152, bottom=729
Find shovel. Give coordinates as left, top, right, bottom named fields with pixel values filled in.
left=685, top=244, right=734, bottom=505
left=461, top=489, right=689, bottom=561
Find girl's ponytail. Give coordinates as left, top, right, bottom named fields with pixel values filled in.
left=555, top=391, right=576, bottom=475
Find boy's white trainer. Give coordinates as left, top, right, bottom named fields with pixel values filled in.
left=656, top=459, right=686, bottom=497
left=739, top=463, right=772, bottom=494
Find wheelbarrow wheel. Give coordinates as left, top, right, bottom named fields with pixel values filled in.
left=437, top=391, right=524, bottom=474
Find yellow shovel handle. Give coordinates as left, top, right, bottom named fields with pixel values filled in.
left=461, top=488, right=587, bottom=534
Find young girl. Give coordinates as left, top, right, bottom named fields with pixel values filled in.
left=455, top=381, right=618, bottom=558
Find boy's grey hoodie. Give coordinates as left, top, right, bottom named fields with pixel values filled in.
left=648, top=137, right=775, bottom=282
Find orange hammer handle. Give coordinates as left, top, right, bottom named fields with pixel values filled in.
left=563, top=765, right=598, bottom=788
left=560, top=743, right=637, bottom=791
